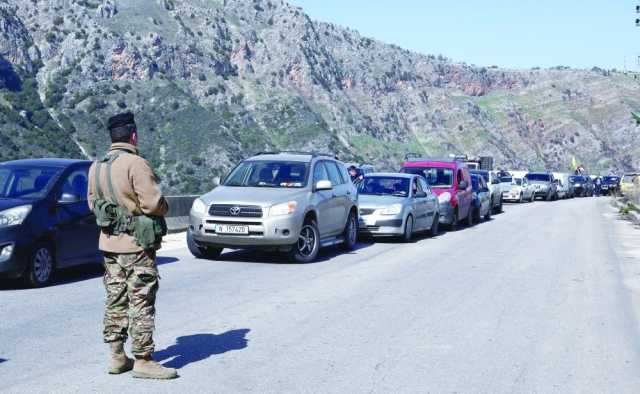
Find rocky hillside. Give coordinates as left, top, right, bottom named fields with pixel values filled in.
left=0, top=0, right=639, bottom=193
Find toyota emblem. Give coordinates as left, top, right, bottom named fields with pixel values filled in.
left=229, top=206, right=241, bottom=216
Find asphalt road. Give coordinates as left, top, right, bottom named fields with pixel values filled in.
left=2, top=197, right=640, bottom=394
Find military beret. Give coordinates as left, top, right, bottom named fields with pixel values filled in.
left=107, top=112, right=135, bottom=130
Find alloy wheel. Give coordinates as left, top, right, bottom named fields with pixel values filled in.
left=298, top=225, right=317, bottom=257
left=33, top=247, right=53, bottom=284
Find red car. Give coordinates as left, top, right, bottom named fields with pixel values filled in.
left=400, top=157, right=474, bottom=230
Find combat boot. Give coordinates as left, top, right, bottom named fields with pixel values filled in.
left=108, top=341, right=134, bottom=374
left=132, top=357, right=178, bottom=380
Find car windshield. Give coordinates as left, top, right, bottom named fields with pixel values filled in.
left=622, top=175, right=637, bottom=184
left=603, top=176, right=619, bottom=183
left=513, top=178, right=523, bottom=186
left=360, top=177, right=410, bottom=197
left=224, top=161, right=309, bottom=188
left=569, top=176, right=586, bottom=183
left=402, top=167, right=453, bottom=188
left=0, top=165, right=63, bottom=199
left=527, top=173, right=551, bottom=182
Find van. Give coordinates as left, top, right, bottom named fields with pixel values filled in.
left=400, top=158, right=474, bottom=230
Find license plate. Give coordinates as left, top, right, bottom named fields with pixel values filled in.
left=215, top=224, right=249, bottom=235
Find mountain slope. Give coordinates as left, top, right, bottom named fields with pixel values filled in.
left=0, top=0, right=638, bottom=193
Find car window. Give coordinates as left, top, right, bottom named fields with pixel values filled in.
left=411, top=178, right=422, bottom=196
left=0, top=165, right=63, bottom=199
left=324, top=161, right=346, bottom=185
left=313, top=162, right=330, bottom=184
left=59, top=167, right=89, bottom=201
left=328, top=162, right=347, bottom=185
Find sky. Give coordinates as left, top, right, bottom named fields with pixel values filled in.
left=289, top=0, right=637, bottom=70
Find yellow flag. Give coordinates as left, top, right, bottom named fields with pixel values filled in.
left=571, top=156, right=578, bottom=170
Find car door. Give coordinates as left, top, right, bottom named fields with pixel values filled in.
left=325, top=161, right=350, bottom=233
left=458, top=168, right=473, bottom=219
left=480, top=178, right=491, bottom=215
left=419, top=177, right=437, bottom=229
left=53, top=164, right=100, bottom=267
left=311, top=161, right=339, bottom=237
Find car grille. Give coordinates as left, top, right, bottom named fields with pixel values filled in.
left=359, top=208, right=376, bottom=216
left=208, top=204, right=263, bottom=218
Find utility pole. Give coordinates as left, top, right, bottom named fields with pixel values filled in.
left=633, top=4, right=640, bottom=123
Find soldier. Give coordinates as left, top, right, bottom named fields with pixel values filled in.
left=87, top=112, right=178, bottom=380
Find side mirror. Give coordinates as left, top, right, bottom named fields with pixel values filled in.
left=58, top=193, right=80, bottom=205
left=415, top=191, right=427, bottom=198
left=459, top=180, right=468, bottom=190
left=315, top=180, right=333, bottom=191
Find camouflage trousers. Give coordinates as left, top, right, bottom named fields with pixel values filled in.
left=103, top=251, right=159, bottom=357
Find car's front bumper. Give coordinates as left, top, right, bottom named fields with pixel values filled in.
left=0, top=227, right=31, bottom=278
left=358, top=213, right=404, bottom=236
left=189, top=211, right=303, bottom=248
left=438, top=202, right=455, bottom=225
left=502, top=190, right=523, bottom=201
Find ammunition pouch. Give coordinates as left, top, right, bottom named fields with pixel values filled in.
left=92, top=152, right=167, bottom=250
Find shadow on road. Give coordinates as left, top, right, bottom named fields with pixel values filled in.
left=0, top=256, right=181, bottom=290
left=154, top=329, right=250, bottom=369
left=211, top=243, right=372, bottom=265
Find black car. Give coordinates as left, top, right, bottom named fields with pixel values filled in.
left=0, top=159, right=100, bottom=287
left=568, top=175, right=594, bottom=197
left=601, top=176, right=621, bottom=196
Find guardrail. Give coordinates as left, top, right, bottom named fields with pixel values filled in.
left=166, top=195, right=198, bottom=233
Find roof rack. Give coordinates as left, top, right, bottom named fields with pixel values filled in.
left=404, top=153, right=460, bottom=162
left=253, top=151, right=339, bottom=160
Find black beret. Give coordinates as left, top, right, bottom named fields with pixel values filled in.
left=107, top=112, right=135, bottom=130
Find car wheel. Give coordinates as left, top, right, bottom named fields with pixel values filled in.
left=519, top=193, right=523, bottom=203
left=494, top=198, right=503, bottom=214
left=484, top=206, right=492, bottom=221
left=341, top=211, right=358, bottom=251
left=187, top=232, right=223, bottom=260
left=290, top=220, right=320, bottom=263
left=449, top=209, right=459, bottom=231
left=401, top=215, right=414, bottom=243
left=429, top=213, right=440, bottom=237
left=24, top=243, right=55, bottom=287
left=466, top=207, right=475, bottom=227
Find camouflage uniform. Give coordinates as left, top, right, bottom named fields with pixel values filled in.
left=103, top=251, right=159, bottom=357
left=88, top=142, right=169, bottom=358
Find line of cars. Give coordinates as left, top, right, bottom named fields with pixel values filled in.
left=187, top=153, right=507, bottom=265
left=0, top=152, right=636, bottom=287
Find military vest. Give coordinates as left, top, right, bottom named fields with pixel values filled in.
left=91, top=151, right=167, bottom=251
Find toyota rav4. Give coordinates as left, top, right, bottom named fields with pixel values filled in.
left=188, top=152, right=359, bottom=263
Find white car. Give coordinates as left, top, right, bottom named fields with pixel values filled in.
left=502, top=177, right=535, bottom=203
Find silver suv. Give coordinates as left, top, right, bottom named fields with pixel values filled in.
left=188, top=152, right=359, bottom=263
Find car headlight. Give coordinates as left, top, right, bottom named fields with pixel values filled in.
left=438, top=192, right=451, bottom=205
left=0, top=205, right=32, bottom=228
left=270, top=201, right=298, bottom=216
left=378, top=204, right=403, bottom=216
left=191, top=198, right=207, bottom=215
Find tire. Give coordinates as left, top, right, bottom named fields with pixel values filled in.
left=449, top=209, right=459, bottom=231
left=529, top=193, right=534, bottom=203
left=341, top=211, right=358, bottom=251
left=187, top=232, right=223, bottom=260
left=289, top=220, right=320, bottom=263
left=518, top=193, right=523, bottom=203
left=484, top=205, right=492, bottom=221
left=429, top=213, right=440, bottom=237
left=401, top=215, right=414, bottom=243
left=24, top=243, right=55, bottom=288
left=494, top=197, right=503, bottom=214
left=466, top=207, right=475, bottom=227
